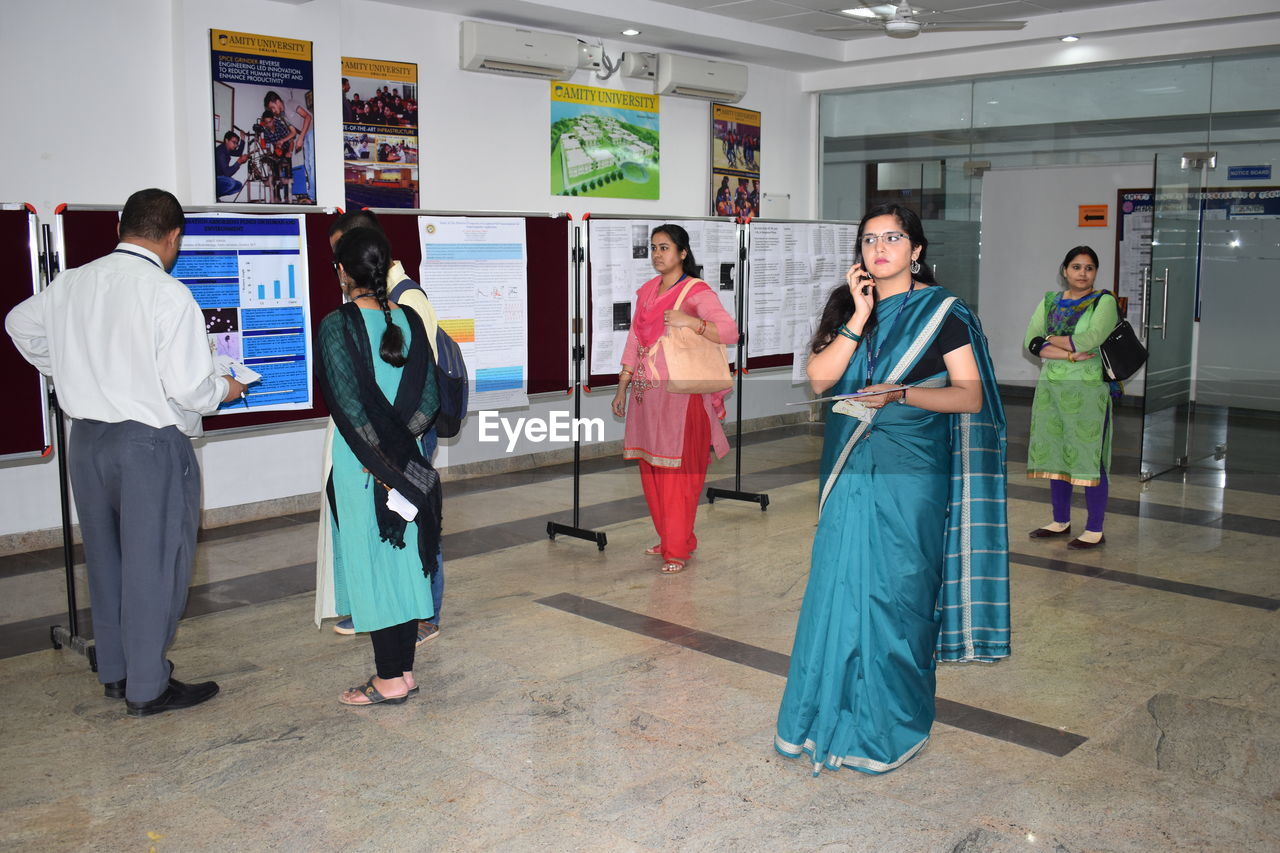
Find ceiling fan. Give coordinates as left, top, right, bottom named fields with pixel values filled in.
left=818, top=2, right=1028, bottom=39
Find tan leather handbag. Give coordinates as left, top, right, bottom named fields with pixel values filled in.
left=654, top=279, right=733, bottom=394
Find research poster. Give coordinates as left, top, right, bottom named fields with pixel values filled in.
left=170, top=213, right=312, bottom=413
left=744, top=221, right=856, bottom=381
left=210, top=29, right=315, bottom=205
left=418, top=216, right=529, bottom=411
left=711, top=104, right=761, bottom=218
left=550, top=83, right=660, bottom=200
left=587, top=218, right=739, bottom=376
left=342, top=57, right=419, bottom=209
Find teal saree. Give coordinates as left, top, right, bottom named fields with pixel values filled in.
left=775, top=286, right=1009, bottom=775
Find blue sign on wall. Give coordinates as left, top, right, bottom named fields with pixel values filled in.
left=1228, top=165, right=1272, bottom=181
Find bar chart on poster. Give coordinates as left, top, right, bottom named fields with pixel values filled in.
left=171, top=213, right=313, bottom=413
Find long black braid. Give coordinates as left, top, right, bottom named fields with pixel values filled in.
left=334, top=227, right=406, bottom=366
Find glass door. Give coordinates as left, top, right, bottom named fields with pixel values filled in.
left=1140, top=153, right=1203, bottom=481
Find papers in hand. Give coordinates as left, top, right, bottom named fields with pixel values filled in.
left=213, top=355, right=262, bottom=385
left=386, top=488, right=419, bottom=522
left=786, top=385, right=910, bottom=405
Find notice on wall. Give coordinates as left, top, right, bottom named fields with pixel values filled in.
left=342, top=56, right=419, bottom=209
left=210, top=29, right=315, bottom=205
left=587, top=219, right=739, bottom=377
left=1115, top=190, right=1152, bottom=327
left=746, top=221, right=857, bottom=380
left=1116, top=185, right=1280, bottom=328
left=418, top=216, right=528, bottom=411
left=551, top=83, right=660, bottom=200
left=171, top=213, right=312, bottom=413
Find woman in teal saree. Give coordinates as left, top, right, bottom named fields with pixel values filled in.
left=775, top=204, right=1010, bottom=775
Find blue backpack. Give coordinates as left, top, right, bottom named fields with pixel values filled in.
left=431, top=325, right=468, bottom=438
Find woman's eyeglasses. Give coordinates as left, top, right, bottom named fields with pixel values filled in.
left=860, top=232, right=907, bottom=247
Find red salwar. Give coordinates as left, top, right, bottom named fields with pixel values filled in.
left=638, top=395, right=711, bottom=563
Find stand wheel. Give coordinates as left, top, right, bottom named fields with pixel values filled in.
left=88, top=646, right=98, bottom=673
left=760, top=496, right=770, bottom=512
left=546, top=522, right=557, bottom=541
left=50, top=626, right=62, bottom=650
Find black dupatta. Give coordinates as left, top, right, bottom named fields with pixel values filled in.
left=318, top=302, right=441, bottom=576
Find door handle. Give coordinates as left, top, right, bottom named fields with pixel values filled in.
left=1146, top=266, right=1157, bottom=327
left=1149, top=268, right=1169, bottom=340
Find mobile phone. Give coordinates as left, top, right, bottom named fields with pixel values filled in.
left=852, top=250, right=872, bottom=296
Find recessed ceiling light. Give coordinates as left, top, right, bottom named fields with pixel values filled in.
left=1061, top=35, right=1080, bottom=42
left=621, top=28, right=641, bottom=36
left=841, top=8, right=879, bottom=19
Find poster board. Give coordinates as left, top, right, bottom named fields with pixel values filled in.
left=585, top=216, right=740, bottom=387
left=368, top=211, right=571, bottom=398
left=56, top=205, right=340, bottom=433
left=744, top=219, right=857, bottom=376
left=0, top=206, right=50, bottom=459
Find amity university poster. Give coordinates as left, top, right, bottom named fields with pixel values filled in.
left=551, top=83, right=659, bottom=200
left=342, top=57, right=420, bottom=209
left=211, top=29, right=315, bottom=205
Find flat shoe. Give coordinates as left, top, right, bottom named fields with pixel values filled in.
left=644, top=545, right=662, bottom=556
left=126, top=678, right=219, bottom=717
left=1028, top=525, right=1072, bottom=539
left=660, top=560, right=686, bottom=574
left=1067, top=534, right=1106, bottom=550
left=340, top=677, right=408, bottom=706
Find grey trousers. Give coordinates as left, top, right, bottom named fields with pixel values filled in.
left=70, top=420, right=201, bottom=703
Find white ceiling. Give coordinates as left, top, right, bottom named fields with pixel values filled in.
left=373, top=0, right=1280, bottom=73
left=654, top=1, right=1155, bottom=40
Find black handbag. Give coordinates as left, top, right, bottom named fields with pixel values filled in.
left=1097, top=299, right=1147, bottom=381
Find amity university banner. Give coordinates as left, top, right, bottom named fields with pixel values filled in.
left=551, top=83, right=660, bottom=200
left=342, top=57, right=420, bottom=209
left=211, top=29, right=315, bottom=205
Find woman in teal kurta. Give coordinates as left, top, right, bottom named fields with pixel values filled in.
left=318, top=227, right=440, bottom=707
left=775, top=204, right=1010, bottom=775
left=1024, top=246, right=1118, bottom=550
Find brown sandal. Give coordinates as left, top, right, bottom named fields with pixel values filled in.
left=644, top=545, right=662, bottom=556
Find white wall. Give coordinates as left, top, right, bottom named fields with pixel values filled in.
left=978, top=163, right=1152, bottom=390
left=0, top=0, right=814, bottom=538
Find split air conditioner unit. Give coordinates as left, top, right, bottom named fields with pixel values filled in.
left=656, top=53, right=747, bottom=103
left=460, top=20, right=588, bottom=81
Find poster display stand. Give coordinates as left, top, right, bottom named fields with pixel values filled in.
left=706, top=223, right=769, bottom=511
left=547, top=223, right=608, bottom=550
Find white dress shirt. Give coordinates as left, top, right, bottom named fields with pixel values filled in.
left=5, top=243, right=228, bottom=437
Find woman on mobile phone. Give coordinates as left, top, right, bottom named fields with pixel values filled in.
left=774, top=203, right=1010, bottom=775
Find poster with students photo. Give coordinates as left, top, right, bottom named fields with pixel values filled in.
left=710, top=104, right=760, bottom=218
left=342, top=57, right=419, bottom=209
left=210, top=29, right=315, bottom=205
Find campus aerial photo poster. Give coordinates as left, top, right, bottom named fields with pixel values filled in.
left=550, top=83, right=659, bottom=200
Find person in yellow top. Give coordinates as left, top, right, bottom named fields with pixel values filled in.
left=316, top=210, right=445, bottom=643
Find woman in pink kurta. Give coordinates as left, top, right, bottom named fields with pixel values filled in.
left=611, top=224, right=739, bottom=574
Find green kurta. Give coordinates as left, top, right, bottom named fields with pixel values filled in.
left=1024, top=291, right=1117, bottom=486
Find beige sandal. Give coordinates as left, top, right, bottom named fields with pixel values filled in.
left=660, top=559, right=686, bottom=574
left=644, top=544, right=662, bottom=556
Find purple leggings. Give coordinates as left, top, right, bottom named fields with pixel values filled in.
left=1051, top=470, right=1108, bottom=532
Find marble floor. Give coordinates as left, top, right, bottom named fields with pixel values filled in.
left=1, top=400, right=1278, bottom=852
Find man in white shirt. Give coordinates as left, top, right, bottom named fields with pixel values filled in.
left=6, top=188, right=246, bottom=717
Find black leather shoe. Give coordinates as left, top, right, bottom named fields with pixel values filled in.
left=103, top=679, right=127, bottom=699
left=1067, top=534, right=1106, bottom=550
left=126, top=678, right=219, bottom=718
left=1028, top=525, right=1072, bottom=539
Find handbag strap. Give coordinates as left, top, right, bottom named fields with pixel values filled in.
left=671, top=278, right=704, bottom=311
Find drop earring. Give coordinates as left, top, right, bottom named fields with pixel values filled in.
left=910, top=259, right=921, bottom=275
